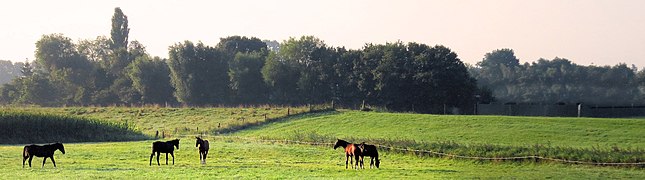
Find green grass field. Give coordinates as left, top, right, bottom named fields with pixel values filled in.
left=235, top=110, right=645, bottom=148
left=0, top=138, right=643, bottom=179
left=0, top=107, right=643, bottom=179
left=1, top=106, right=310, bottom=136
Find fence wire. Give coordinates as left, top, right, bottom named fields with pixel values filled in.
left=185, top=135, right=644, bottom=166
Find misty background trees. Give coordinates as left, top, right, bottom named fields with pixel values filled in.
left=1, top=8, right=645, bottom=113
left=469, top=49, right=645, bottom=105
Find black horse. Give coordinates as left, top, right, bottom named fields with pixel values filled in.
left=22, top=142, right=65, bottom=168
left=360, top=142, right=380, bottom=168
left=196, top=137, right=209, bottom=164
left=149, top=139, right=180, bottom=166
left=333, top=139, right=364, bottom=169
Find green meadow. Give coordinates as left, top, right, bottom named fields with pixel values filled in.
left=0, top=107, right=643, bottom=179
left=0, top=139, right=643, bottom=179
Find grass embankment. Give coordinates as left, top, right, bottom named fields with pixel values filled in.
left=0, top=139, right=642, bottom=179
left=2, top=106, right=310, bottom=137
left=234, top=111, right=645, bottom=165
left=0, top=112, right=149, bottom=144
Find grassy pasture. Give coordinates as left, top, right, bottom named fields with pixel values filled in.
left=1, top=106, right=310, bottom=137
left=234, top=110, right=645, bottom=164
left=0, top=107, right=643, bottom=178
left=235, top=110, right=645, bottom=148
left=0, top=138, right=642, bottom=179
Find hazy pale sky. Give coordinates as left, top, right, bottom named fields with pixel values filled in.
left=1, top=0, right=644, bottom=68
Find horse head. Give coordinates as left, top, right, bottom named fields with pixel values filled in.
left=375, top=159, right=380, bottom=168
left=195, top=137, right=202, bottom=147
left=55, top=142, right=65, bottom=154
left=333, top=139, right=347, bottom=149
left=173, top=139, right=180, bottom=150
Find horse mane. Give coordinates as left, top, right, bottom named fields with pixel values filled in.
left=334, top=139, right=351, bottom=149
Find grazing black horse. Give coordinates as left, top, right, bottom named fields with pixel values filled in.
left=150, top=139, right=180, bottom=166
left=359, top=142, right=380, bottom=168
left=333, top=139, right=364, bottom=169
left=22, top=142, right=65, bottom=168
left=195, top=137, right=209, bottom=164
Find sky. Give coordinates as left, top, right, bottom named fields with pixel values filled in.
left=1, top=0, right=644, bottom=68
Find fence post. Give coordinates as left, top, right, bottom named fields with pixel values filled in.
left=443, top=104, right=446, bottom=115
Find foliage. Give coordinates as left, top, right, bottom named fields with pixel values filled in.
left=167, top=41, right=229, bottom=105
left=0, top=60, right=23, bottom=85
left=7, top=8, right=645, bottom=114
left=229, top=52, right=268, bottom=104
left=0, top=111, right=148, bottom=144
left=471, top=49, right=644, bottom=105
left=128, top=56, right=176, bottom=104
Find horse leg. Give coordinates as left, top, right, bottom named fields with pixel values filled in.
left=165, top=153, right=169, bottom=165
left=28, top=156, right=33, bottom=167
left=156, top=152, right=161, bottom=165
left=354, top=155, right=360, bottom=169
left=51, top=156, right=56, bottom=168
left=370, top=157, right=374, bottom=168
left=345, top=154, right=349, bottom=169
left=22, top=156, right=27, bottom=168
left=203, top=150, right=208, bottom=164
left=170, top=152, right=175, bottom=165
left=149, top=152, right=154, bottom=166
left=42, top=157, right=47, bottom=168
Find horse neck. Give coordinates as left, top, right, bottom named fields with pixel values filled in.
left=338, top=141, right=350, bottom=148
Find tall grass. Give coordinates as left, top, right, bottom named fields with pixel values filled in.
left=0, top=111, right=150, bottom=144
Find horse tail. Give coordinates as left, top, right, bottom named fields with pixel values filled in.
left=23, top=146, right=29, bottom=158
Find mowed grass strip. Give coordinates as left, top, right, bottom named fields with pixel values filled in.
left=0, top=139, right=643, bottom=179
left=235, top=110, right=645, bottom=148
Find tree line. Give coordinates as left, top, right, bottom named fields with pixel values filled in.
left=0, top=60, right=26, bottom=85
left=0, top=8, right=478, bottom=113
left=470, top=49, right=645, bottom=105
left=2, top=8, right=644, bottom=112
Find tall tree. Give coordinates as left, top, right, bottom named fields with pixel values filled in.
left=128, top=56, right=175, bottom=104
left=110, top=7, right=129, bottom=50
left=278, top=36, right=334, bottom=104
left=217, top=36, right=267, bottom=55
left=168, top=41, right=229, bottom=105
left=229, top=52, right=268, bottom=104
left=261, top=51, right=299, bottom=104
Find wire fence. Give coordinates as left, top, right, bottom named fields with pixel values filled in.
left=182, top=135, right=644, bottom=167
